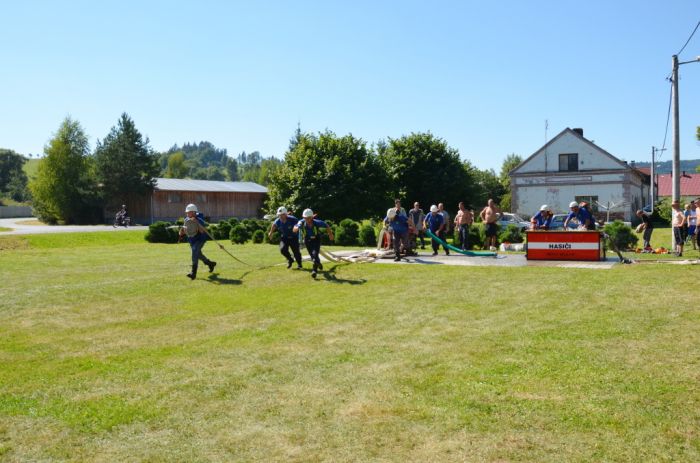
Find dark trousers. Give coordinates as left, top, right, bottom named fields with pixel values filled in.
left=305, top=238, right=321, bottom=269
left=431, top=231, right=449, bottom=254
left=437, top=230, right=450, bottom=253
left=393, top=231, right=408, bottom=256
left=643, top=227, right=653, bottom=248
left=190, top=239, right=212, bottom=274
left=417, top=230, right=426, bottom=248
left=458, top=224, right=470, bottom=250
left=280, top=237, right=302, bottom=265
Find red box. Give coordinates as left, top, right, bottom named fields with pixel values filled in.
left=526, top=231, right=604, bottom=261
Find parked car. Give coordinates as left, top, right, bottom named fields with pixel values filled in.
left=549, top=214, right=568, bottom=230
left=497, top=212, right=530, bottom=232
left=550, top=213, right=602, bottom=230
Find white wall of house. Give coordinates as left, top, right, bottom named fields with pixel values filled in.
left=515, top=135, right=623, bottom=174
left=511, top=129, right=649, bottom=221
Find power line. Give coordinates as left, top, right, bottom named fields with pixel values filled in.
left=658, top=81, right=673, bottom=163
left=677, top=20, right=700, bottom=56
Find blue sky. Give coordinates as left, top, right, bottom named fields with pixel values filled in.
left=1, top=0, right=699, bottom=171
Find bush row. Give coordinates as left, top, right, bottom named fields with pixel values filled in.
left=145, top=217, right=526, bottom=248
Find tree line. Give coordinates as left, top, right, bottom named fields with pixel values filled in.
left=267, top=130, right=522, bottom=222
left=8, top=113, right=522, bottom=224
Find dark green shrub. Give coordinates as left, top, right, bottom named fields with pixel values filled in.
left=467, top=224, right=483, bottom=250
left=145, top=221, right=179, bottom=243
left=230, top=224, right=251, bottom=244
left=175, top=217, right=184, bottom=226
left=604, top=220, right=638, bottom=261
left=228, top=217, right=240, bottom=227
left=213, top=220, right=231, bottom=240
left=358, top=224, right=377, bottom=247
left=266, top=230, right=281, bottom=244
left=320, top=220, right=335, bottom=245
left=252, top=229, right=265, bottom=243
left=335, top=219, right=359, bottom=246
left=498, top=224, right=523, bottom=244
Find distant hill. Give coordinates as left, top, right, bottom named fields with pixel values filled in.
left=634, top=159, right=700, bottom=174
left=22, top=158, right=40, bottom=180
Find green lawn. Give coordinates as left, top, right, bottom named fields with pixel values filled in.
left=1, top=231, right=698, bottom=461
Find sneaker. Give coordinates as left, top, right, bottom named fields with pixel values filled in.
left=432, top=252, right=438, bottom=256
left=287, top=260, right=293, bottom=269
left=187, top=273, right=196, bottom=280
left=311, top=270, right=317, bottom=278
left=296, top=264, right=302, bottom=269
left=445, top=251, right=450, bottom=256
left=489, top=246, right=497, bottom=252
left=208, top=261, right=217, bottom=273
left=394, top=257, right=401, bottom=262
left=318, top=263, right=323, bottom=270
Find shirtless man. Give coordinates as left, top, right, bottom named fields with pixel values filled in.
left=480, top=199, right=500, bottom=251
left=454, top=201, right=473, bottom=250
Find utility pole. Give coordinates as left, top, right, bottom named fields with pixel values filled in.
left=670, top=54, right=700, bottom=249
left=672, top=55, right=680, bottom=205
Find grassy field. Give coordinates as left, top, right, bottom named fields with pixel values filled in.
left=1, top=231, right=699, bottom=462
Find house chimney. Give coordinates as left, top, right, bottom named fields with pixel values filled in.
left=572, top=128, right=584, bottom=137
left=630, top=160, right=636, bottom=169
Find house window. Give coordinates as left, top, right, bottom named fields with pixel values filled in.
left=575, top=195, right=598, bottom=212
left=196, top=193, right=207, bottom=203
left=559, top=153, right=578, bottom=172
left=168, top=193, right=182, bottom=203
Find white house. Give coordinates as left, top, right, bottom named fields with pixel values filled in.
left=510, top=128, right=649, bottom=222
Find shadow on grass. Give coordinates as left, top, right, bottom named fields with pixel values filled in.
left=319, top=264, right=366, bottom=285
left=206, top=273, right=242, bottom=285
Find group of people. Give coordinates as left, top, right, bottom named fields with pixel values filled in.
left=383, top=198, right=502, bottom=257
left=268, top=206, right=333, bottom=278
left=669, top=199, right=700, bottom=257
left=530, top=201, right=597, bottom=231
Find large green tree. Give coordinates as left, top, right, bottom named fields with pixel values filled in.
left=94, top=113, right=159, bottom=203
left=267, top=131, right=387, bottom=221
left=30, top=118, right=99, bottom=224
left=0, top=148, right=29, bottom=201
left=377, top=132, right=478, bottom=211
left=498, top=153, right=523, bottom=211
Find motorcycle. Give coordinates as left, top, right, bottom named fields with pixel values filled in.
left=113, top=212, right=131, bottom=228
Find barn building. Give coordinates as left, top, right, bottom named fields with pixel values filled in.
left=123, top=178, right=268, bottom=224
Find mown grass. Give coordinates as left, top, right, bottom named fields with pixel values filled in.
left=0, top=231, right=699, bottom=462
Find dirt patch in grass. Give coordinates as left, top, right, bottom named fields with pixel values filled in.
left=0, top=237, right=29, bottom=251
left=14, top=220, right=44, bottom=226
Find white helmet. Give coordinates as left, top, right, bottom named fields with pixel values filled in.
left=302, top=208, right=314, bottom=218
left=387, top=208, right=397, bottom=220
left=569, top=201, right=579, bottom=208
left=276, top=206, right=287, bottom=216
left=540, top=204, right=548, bottom=211
left=430, top=205, right=438, bottom=213
left=185, top=203, right=198, bottom=213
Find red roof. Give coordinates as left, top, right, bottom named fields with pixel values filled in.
left=656, top=173, right=700, bottom=197
left=636, top=167, right=651, bottom=175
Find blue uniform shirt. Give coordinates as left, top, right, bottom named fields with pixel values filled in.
left=566, top=207, right=594, bottom=227
left=424, top=212, right=444, bottom=233
left=274, top=215, right=299, bottom=240
left=533, top=211, right=552, bottom=228
left=297, top=218, right=330, bottom=240
left=385, top=214, right=408, bottom=234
